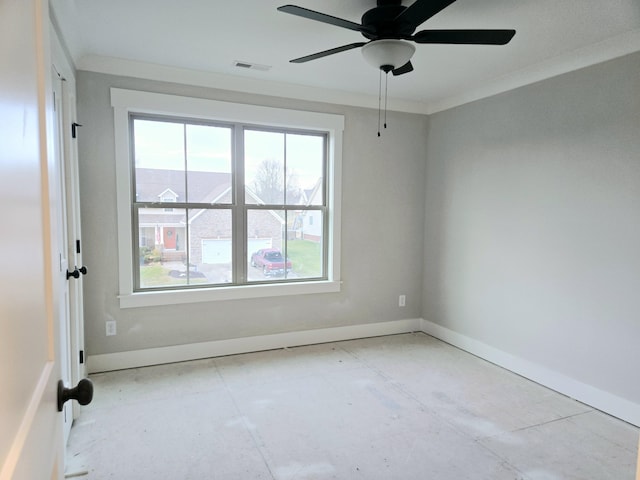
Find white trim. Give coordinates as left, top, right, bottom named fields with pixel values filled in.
left=420, top=319, right=640, bottom=427
left=87, top=318, right=422, bottom=373
left=110, top=88, right=345, bottom=131
left=82, top=29, right=640, bottom=116
left=327, top=128, right=342, bottom=283
left=113, top=102, right=135, bottom=297
left=82, top=55, right=429, bottom=115
left=118, top=280, right=341, bottom=308
left=112, top=88, right=343, bottom=307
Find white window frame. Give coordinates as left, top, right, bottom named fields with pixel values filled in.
left=111, top=88, right=343, bottom=308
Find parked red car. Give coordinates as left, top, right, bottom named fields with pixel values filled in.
left=250, top=248, right=292, bottom=276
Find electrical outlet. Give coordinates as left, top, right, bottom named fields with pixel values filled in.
left=399, top=295, right=406, bottom=307
left=106, top=320, right=117, bottom=336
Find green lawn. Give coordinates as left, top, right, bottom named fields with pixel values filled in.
left=140, top=241, right=322, bottom=286
left=287, top=240, right=322, bottom=277
left=139, top=264, right=207, bottom=288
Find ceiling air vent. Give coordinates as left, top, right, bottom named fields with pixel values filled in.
left=233, top=61, right=271, bottom=72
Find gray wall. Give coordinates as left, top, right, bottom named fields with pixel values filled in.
left=423, top=52, right=640, bottom=406
left=77, top=71, right=427, bottom=356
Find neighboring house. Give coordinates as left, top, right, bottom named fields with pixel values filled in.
left=135, top=168, right=284, bottom=266
left=295, top=177, right=323, bottom=243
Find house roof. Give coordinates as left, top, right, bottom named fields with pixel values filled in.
left=301, top=178, right=323, bottom=207
left=135, top=168, right=231, bottom=204
left=136, top=168, right=295, bottom=227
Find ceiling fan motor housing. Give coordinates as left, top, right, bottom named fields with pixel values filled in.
left=362, top=2, right=416, bottom=40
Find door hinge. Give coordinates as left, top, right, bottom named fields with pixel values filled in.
left=72, top=122, right=82, bottom=138
left=79, top=350, right=84, bottom=364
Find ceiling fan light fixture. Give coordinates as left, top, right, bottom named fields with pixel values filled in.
left=361, top=39, right=415, bottom=72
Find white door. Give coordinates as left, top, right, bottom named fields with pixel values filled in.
left=0, top=0, right=66, bottom=478
left=51, top=22, right=87, bottom=431
left=52, top=66, right=74, bottom=444
left=61, top=73, right=87, bottom=415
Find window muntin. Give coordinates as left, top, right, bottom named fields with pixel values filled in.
left=131, top=116, right=328, bottom=292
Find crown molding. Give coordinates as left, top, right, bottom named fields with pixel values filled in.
left=77, top=55, right=431, bottom=115
left=77, top=28, right=640, bottom=116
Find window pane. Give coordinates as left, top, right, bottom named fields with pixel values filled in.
left=188, top=208, right=233, bottom=284
left=287, top=209, right=324, bottom=279
left=137, top=207, right=190, bottom=288
left=244, top=130, right=285, bottom=205
left=133, top=119, right=185, bottom=203
left=186, top=124, right=232, bottom=203
left=247, top=209, right=288, bottom=282
left=286, top=134, right=324, bottom=206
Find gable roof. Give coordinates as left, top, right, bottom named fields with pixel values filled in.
left=136, top=167, right=287, bottom=227
left=301, top=178, right=323, bottom=206
left=134, top=168, right=231, bottom=204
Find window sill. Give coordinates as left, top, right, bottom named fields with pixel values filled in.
left=118, top=280, right=341, bottom=308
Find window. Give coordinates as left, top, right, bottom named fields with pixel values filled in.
left=159, top=189, right=178, bottom=212
left=132, top=117, right=327, bottom=289
left=112, top=89, right=343, bottom=307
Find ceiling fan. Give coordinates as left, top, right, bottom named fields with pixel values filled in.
left=277, top=0, right=516, bottom=75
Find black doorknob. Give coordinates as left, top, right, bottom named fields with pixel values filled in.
left=66, top=268, right=80, bottom=280
left=57, top=378, right=94, bottom=412
left=66, top=266, right=88, bottom=279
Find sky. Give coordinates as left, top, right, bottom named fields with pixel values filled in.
left=133, top=119, right=324, bottom=191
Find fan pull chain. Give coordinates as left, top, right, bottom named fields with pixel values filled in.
left=377, top=69, right=382, bottom=137
left=384, top=71, right=388, bottom=130
left=377, top=69, right=391, bottom=136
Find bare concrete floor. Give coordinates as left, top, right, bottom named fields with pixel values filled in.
left=66, top=333, right=638, bottom=479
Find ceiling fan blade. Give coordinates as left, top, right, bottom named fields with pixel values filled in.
left=278, top=5, right=369, bottom=33
left=289, top=42, right=367, bottom=63
left=413, top=29, right=516, bottom=45
left=394, top=0, right=458, bottom=29
left=392, top=61, right=414, bottom=76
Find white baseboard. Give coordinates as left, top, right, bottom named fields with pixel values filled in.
left=420, top=318, right=640, bottom=427
left=87, top=318, right=422, bottom=374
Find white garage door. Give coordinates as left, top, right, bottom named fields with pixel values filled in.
left=202, top=239, right=232, bottom=264
left=202, top=238, right=273, bottom=264
left=247, top=238, right=272, bottom=261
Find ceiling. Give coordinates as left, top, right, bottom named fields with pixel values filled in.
left=50, top=0, right=640, bottom=113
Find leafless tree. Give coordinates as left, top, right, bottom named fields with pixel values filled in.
left=252, top=158, right=300, bottom=205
